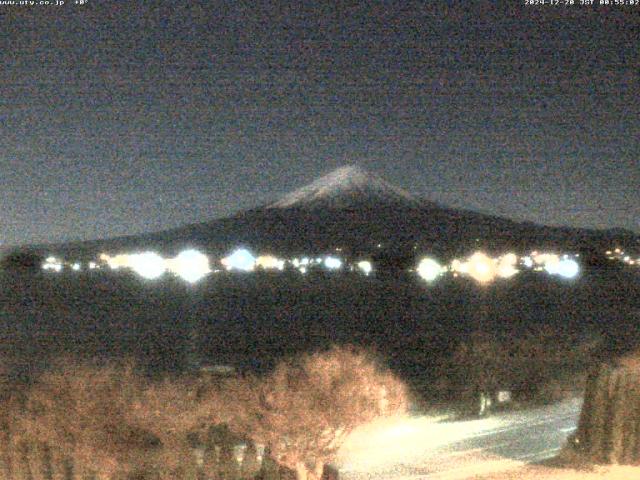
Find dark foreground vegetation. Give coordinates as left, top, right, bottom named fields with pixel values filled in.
left=0, top=346, right=409, bottom=480
left=0, top=264, right=637, bottom=479
left=435, top=326, right=600, bottom=414
left=1, top=267, right=634, bottom=405
left=572, top=349, right=640, bottom=464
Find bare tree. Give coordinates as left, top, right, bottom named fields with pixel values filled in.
left=7, top=358, right=232, bottom=480
left=226, top=345, right=410, bottom=480
left=2, top=348, right=408, bottom=480
left=13, top=360, right=160, bottom=479
left=126, top=375, right=219, bottom=479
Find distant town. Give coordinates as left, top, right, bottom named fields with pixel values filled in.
left=37, top=245, right=639, bottom=285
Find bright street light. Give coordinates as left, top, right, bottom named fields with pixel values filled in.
left=417, top=257, right=442, bottom=282
left=221, top=248, right=256, bottom=272
left=357, top=260, right=373, bottom=275
left=128, top=252, right=166, bottom=280
left=169, top=249, right=211, bottom=283
left=324, top=256, right=342, bottom=270
left=466, top=252, right=497, bottom=284
left=554, top=259, right=580, bottom=279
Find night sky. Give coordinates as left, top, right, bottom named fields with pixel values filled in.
left=2, top=1, right=638, bottom=246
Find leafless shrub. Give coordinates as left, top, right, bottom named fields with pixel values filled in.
left=13, top=358, right=157, bottom=479
left=125, top=375, right=220, bottom=479
left=1, top=346, right=409, bottom=480
left=225, top=345, right=410, bottom=480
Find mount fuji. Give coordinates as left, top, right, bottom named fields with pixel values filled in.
left=30, top=165, right=638, bottom=260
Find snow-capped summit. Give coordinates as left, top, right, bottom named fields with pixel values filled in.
left=268, top=165, right=421, bottom=210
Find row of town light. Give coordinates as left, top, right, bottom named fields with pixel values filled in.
left=64, top=249, right=365, bottom=280
left=218, top=249, right=350, bottom=273
left=606, top=248, right=640, bottom=267
left=43, top=246, right=583, bottom=285
left=41, top=249, right=356, bottom=279
left=99, top=249, right=211, bottom=283
left=415, top=251, right=581, bottom=284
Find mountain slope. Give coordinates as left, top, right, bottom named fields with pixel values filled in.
left=24, top=166, right=639, bottom=259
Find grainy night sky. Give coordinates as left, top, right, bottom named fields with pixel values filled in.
left=1, top=1, right=638, bottom=246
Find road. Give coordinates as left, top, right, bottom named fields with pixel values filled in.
left=336, top=397, right=582, bottom=480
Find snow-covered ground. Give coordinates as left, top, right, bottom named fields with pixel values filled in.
left=475, top=464, right=640, bottom=479
left=336, top=398, right=583, bottom=480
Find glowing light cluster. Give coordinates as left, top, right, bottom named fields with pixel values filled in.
left=517, top=251, right=581, bottom=279
left=128, top=252, right=166, bottom=280
left=290, top=256, right=317, bottom=274
left=324, top=256, right=343, bottom=270
left=417, top=257, right=443, bottom=282
left=606, top=247, right=640, bottom=267
left=553, top=259, right=580, bottom=278
left=221, top=248, right=256, bottom=272
left=496, top=253, right=519, bottom=279
left=522, top=256, right=534, bottom=268
left=466, top=252, right=498, bottom=283
left=291, top=257, right=311, bottom=268
left=100, top=249, right=211, bottom=283
left=100, top=252, right=165, bottom=279
left=167, top=249, right=211, bottom=283
left=42, top=256, right=63, bottom=272
left=533, top=253, right=560, bottom=273
left=100, top=253, right=131, bottom=270
left=42, top=244, right=587, bottom=285
left=357, top=260, right=373, bottom=275
left=448, top=252, right=520, bottom=284
left=255, top=255, right=285, bottom=271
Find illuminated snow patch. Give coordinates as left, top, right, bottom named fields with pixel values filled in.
left=336, top=414, right=505, bottom=472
